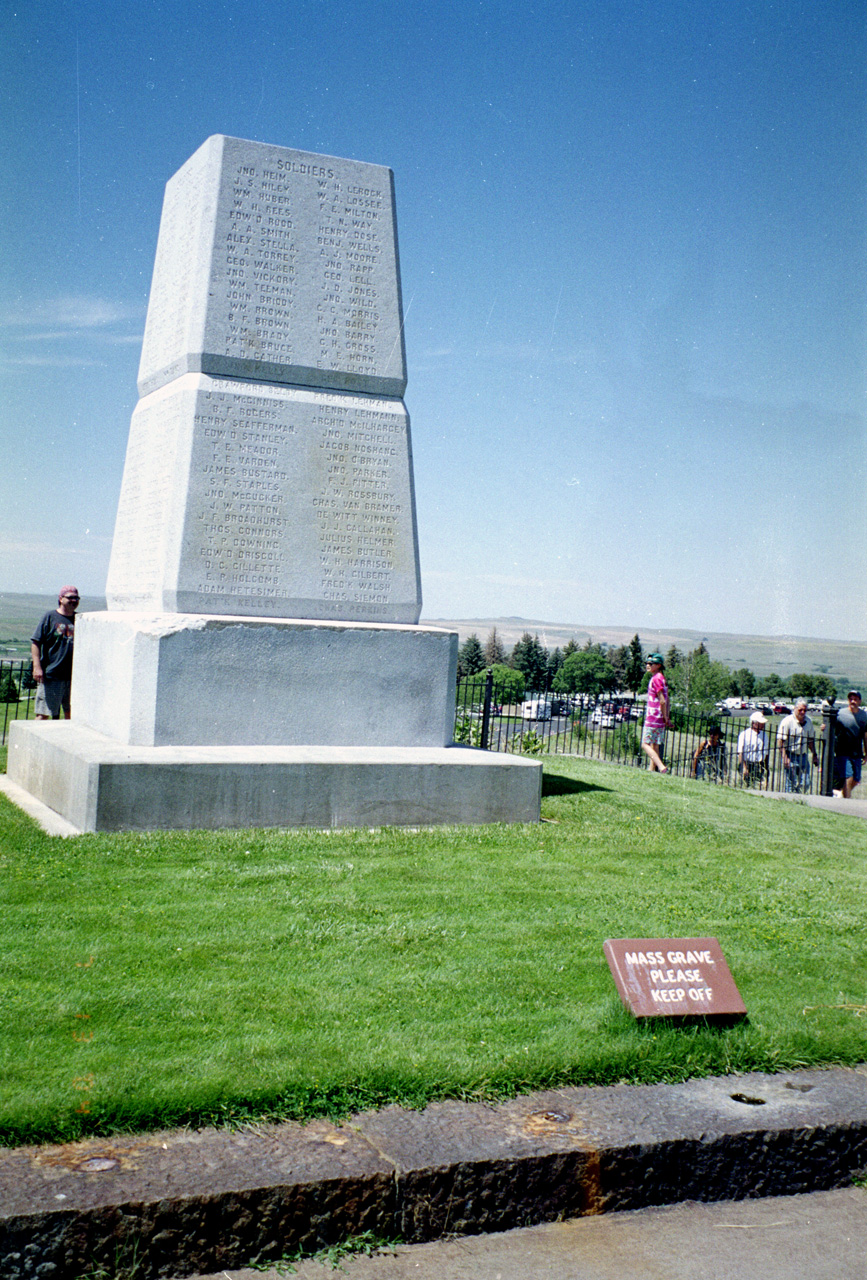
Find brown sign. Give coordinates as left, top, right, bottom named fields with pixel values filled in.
left=604, top=937, right=746, bottom=1020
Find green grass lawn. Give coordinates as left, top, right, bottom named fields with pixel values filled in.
left=1, top=756, right=865, bottom=1147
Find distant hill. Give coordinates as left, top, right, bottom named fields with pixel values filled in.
left=2, top=594, right=862, bottom=686
left=421, top=615, right=867, bottom=686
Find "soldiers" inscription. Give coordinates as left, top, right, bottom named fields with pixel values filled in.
left=138, top=136, right=406, bottom=399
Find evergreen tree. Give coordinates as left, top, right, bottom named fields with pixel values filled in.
left=547, top=646, right=564, bottom=683
left=511, top=632, right=549, bottom=692
left=0, top=669, right=19, bottom=703
left=457, top=633, right=486, bottom=678
left=607, top=644, right=628, bottom=688
left=483, top=627, right=506, bottom=666
left=624, top=634, right=645, bottom=693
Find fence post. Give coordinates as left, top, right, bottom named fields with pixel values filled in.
left=479, top=668, right=494, bottom=750
left=821, top=698, right=838, bottom=796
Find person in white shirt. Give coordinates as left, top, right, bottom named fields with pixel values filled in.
left=776, top=699, right=819, bottom=793
left=737, top=711, right=768, bottom=788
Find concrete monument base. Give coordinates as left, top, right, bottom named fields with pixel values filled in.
left=7, top=721, right=542, bottom=833
left=72, top=612, right=458, bottom=747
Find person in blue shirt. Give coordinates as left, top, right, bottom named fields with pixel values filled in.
left=834, top=689, right=867, bottom=799
left=31, top=586, right=79, bottom=719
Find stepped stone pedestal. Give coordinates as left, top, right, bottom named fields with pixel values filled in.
left=7, top=725, right=542, bottom=834
left=8, top=136, right=540, bottom=832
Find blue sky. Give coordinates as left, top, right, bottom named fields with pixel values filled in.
left=2, top=0, right=865, bottom=642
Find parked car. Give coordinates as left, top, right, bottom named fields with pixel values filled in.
left=772, top=703, right=791, bottom=715
left=591, top=706, right=616, bottom=728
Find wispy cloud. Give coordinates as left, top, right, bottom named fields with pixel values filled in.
left=0, top=295, right=144, bottom=369
left=0, top=295, right=142, bottom=330
left=0, top=536, right=111, bottom=556
left=3, top=355, right=103, bottom=368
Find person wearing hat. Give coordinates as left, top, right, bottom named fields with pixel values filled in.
left=30, top=586, right=79, bottom=720
left=641, top=653, right=671, bottom=773
left=737, top=710, right=768, bottom=788
left=833, top=690, right=867, bottom=799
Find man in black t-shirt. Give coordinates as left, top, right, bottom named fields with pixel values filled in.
left=834, top=689, right=867, bottom=799
left=31, top=586, right=79, bottom=719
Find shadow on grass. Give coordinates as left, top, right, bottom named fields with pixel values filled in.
left=602, top=999, right=749, bottom=1037
left=542, top=773, right=612, bottom=797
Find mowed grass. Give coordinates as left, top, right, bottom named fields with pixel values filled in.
left=1, top=756, right=865, bottom=1146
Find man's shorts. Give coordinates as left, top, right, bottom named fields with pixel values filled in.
left=34, top=679, right=71, bottom=719
left=642, top=725, right=666, bottom=746
left=834, top=755, right=863, bottom=786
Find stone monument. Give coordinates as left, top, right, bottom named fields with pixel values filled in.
left=8, top=136, right=541, bottom=831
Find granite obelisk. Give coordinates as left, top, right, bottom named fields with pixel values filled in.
left=8, top=137, right=541, bottom=830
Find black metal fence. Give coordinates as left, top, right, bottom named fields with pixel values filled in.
left=0, top=656, right=839, bottom=799
left=0, top=660, right=37, bottom=745
left=455, top=671, right=838, bottom=796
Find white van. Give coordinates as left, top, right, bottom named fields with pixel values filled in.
left=522, top=698, right=552, bottom=721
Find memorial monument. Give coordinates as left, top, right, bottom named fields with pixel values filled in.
left=8, top=136, right=541, bottom=831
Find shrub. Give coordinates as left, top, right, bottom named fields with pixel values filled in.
left=514, top=729, right=545, bottom=756
left=453, top=716, right=481, bottom=746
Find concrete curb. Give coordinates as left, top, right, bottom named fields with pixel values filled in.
left=761, top=790, right=867, bottom=819
left=3, top=1066, right=867, bottom=1279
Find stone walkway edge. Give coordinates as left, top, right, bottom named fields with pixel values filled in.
left=3, top=1065, right=866, bottom=1279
